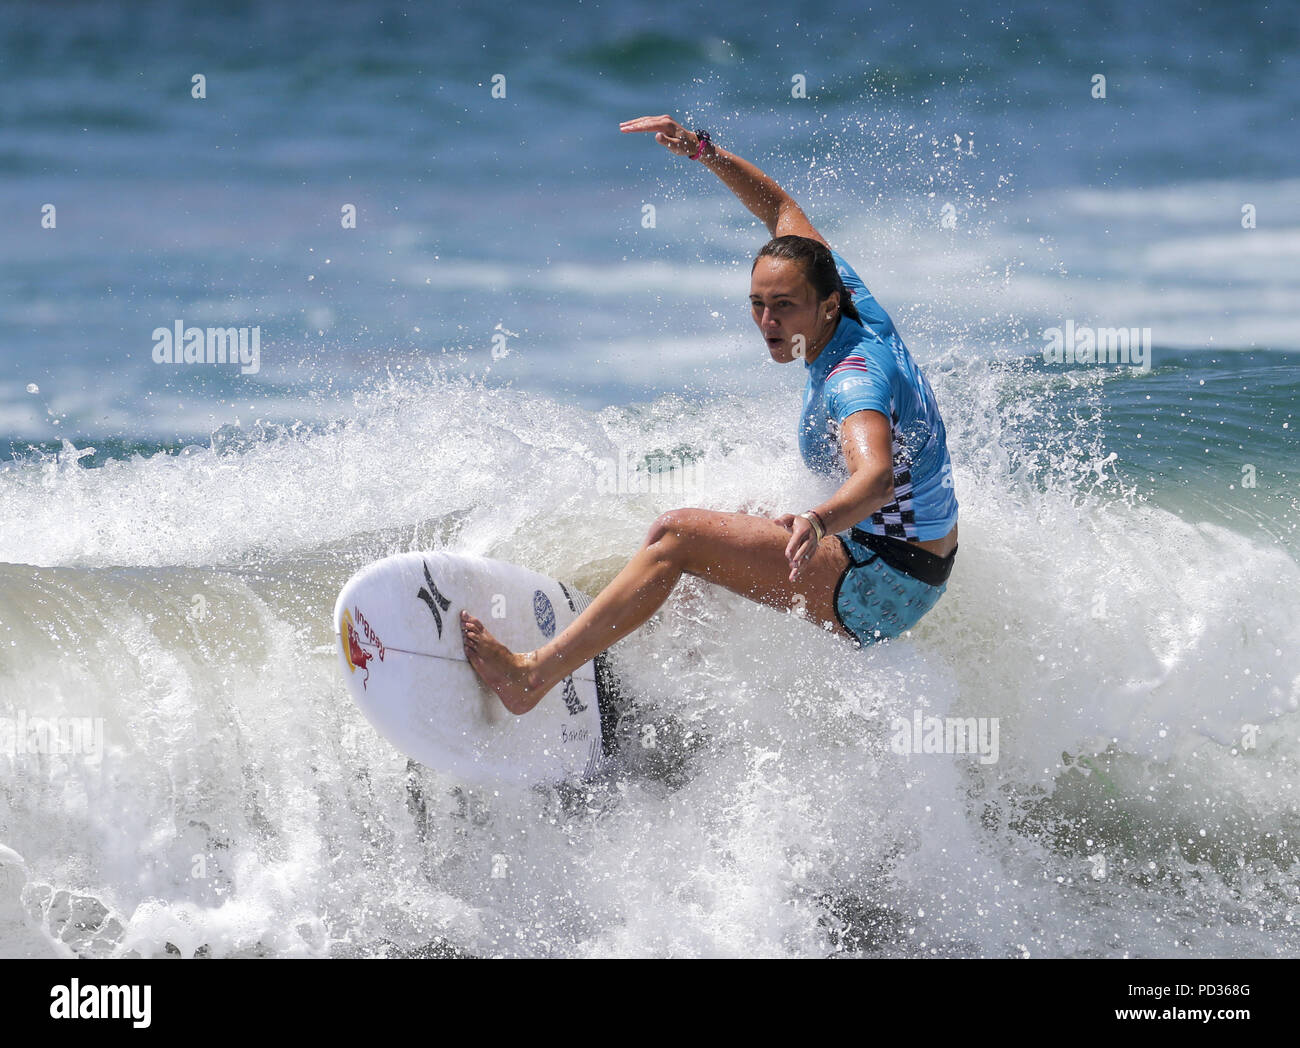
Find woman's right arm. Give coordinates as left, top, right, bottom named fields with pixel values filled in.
left=619, top=115, right=829, bottom=248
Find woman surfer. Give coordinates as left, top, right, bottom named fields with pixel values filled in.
left=461, top=115, right=959, bottom=714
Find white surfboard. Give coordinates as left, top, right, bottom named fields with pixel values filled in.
left=333, top=551, right=618, bottom=787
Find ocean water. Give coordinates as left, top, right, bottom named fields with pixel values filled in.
left=1, top=0, right=1298, bottom=958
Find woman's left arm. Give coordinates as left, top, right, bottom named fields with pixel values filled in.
left=777, top=410, right=894, bottom=580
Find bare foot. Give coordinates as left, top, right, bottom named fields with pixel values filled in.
left=459, top=610, right=545, bottom=715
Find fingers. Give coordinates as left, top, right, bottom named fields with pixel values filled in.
left=785, top=518, right=823, bottom=582
left=620, top=115, right=692, bottom=154
left=619, top=115, right=676, bottom=133
left=789, top=547, right=813, bottom=581
left=785, top=535, right=815, bottom=573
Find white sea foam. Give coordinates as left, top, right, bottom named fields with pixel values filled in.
left=1, top=364, right=1297, bottom=957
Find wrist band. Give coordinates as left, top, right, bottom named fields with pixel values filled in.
left=689, top=129, right=711, bottom=160
left=799, top=511, right=825, bottom=544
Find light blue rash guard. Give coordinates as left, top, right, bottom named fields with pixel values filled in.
left=798, top=251, right=959, bottom=542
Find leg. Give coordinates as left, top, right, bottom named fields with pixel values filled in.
left=460, top=509, right=852, bottom=714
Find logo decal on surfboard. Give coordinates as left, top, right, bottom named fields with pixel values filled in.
left=341, top=607, right=382, bottom=690
left=416, top=560, right=452, bottom=638
left=560, top=677, right=587, bottom=716
left=533, top=590, right=556, bottom=638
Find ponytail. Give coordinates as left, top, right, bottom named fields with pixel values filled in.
left=835, top=278, right=861, bottom=325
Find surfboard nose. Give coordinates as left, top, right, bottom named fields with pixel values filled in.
left=333, top=551, right=615, bottom=787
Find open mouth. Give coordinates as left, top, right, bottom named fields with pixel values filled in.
left=766, top=336, right=783, bottom=348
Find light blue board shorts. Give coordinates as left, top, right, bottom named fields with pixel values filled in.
left=832, top=528, right=953, bottom=647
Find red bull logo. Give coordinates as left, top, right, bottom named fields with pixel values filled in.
left=341, top=606, right=384, bottom=689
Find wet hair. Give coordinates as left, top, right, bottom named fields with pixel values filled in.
left=752, top=235, right=861, bottom=325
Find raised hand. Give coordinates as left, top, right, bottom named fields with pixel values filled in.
left=619, top=114, right=700, bottom=158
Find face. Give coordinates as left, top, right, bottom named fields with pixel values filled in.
left=749, top=257, right=837, bottom=364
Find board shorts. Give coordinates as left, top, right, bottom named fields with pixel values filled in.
left=832, top=527, right=955, bottom=647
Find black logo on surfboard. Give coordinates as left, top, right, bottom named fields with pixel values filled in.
left=561, top=677, right=587, bottom=716
left=416, top=560, right=452, bottom=638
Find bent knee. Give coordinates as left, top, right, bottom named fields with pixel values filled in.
left=644, top=508, right=707, bottom=553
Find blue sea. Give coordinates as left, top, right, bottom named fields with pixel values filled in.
left=1, top=0, right=1298, bottom=958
